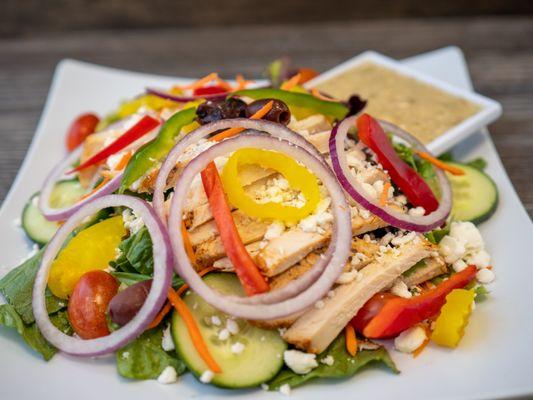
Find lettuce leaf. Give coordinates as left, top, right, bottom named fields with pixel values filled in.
left=0, top=304, right=71, bottom=361
left=267, top=334, right=398, bottom=391
left=111, top=227, right=154, bottom=275
left=0, top=251, right=66, bottom=324
left=116, top=326, right=186, bottom=380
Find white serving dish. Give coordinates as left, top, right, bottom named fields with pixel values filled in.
left=1, top=47, right=532, bottom=400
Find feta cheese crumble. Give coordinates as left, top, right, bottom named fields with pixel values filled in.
left=439, top=222, right=493, bottom=277
left=283, top=350, right=318, bottom=374
left=394, top=326, right=427, bottom=354
left=476, top=268, right=495, bottom=284
left=230, top=342, right=245, bottom=355
left=390, top=279, right=412, bottom=298
left=320, top=355, right=334, bottom=366
left=122, top=209, right=144, bottom=235
left=226, top=319, right=239, bottom=335
left=161, top=325, right=175, bottom=351
left=279, top=383, right=292, bottom=396
left=264, top=220, right=285, bottom=241
left=218, top=329, right=230, bottom=341
left=157, top=366, right=178, bottom=384
left=199, top=370, right=214, bottom=383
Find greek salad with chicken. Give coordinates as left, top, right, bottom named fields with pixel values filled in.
left=0, top=59, right=498, bottom=394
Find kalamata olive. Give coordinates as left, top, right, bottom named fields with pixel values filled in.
left=108, top=280, right=152, bottom=326
left=196, top=98, right=248, bottom=125
left=220, top=97, right=248, bottom=119
left=246, top=98, right=291, bottom=125
left=196, top=100, right=224, bottom=125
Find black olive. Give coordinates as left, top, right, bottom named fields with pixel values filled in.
left=196, top=98, right=248, bottom=125
left=345, top=95, right=367, bottom=117
left=108, top=280, right=152, bottom=326
left=220, top=97, right=248, bottom=119
left=196, top=100, right=224, bottom=125
left=246, top=98, right=291, bottom=126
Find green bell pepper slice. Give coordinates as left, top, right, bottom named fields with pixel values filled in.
left=232, top=88, right=349, bottom=120
left=120, top=107, right=197, bottom=192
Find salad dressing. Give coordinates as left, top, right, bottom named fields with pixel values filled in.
left=314, top=62, right=481, bottom=143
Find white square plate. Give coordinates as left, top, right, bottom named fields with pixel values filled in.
left=1, top=47, right=532, bottom=400
left=305, top=50, right=502, bottom=155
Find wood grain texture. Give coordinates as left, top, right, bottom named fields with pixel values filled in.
left=0, top=16, right=531, bottom=217
left=2, top=0, right=533, bottom=37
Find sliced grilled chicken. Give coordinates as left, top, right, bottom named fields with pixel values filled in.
left=256, top=213, right=387, bottom=277
left=282, top=236, right=433, bottom=354
left=402, top=255, right=448, bottom=287
left=190, top=210, right=270, bottom=267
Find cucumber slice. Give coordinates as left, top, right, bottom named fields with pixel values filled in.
left=21, top=180, right=87, bottom=245
left=446, top=162, right=498, bottom=225
left=21, top=193, right=59, bottom=246
left=171, top=273, right=287, bottom=388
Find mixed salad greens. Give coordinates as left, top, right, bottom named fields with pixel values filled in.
left=0, top=58, right=498, bottom=394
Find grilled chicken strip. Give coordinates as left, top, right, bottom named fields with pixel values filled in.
left=282, top=236, right=433, bottom=354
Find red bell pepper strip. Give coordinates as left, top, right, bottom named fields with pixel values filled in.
left=70, top=115, right=160, bottom=173
left=193, top=84, right=228, bottom=96
left=352, top=265, right=477, bottom=339
left=201, top=162, right=269, bottom=296
left=356, top=113, right=439, bottom=212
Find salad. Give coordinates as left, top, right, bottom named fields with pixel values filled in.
left=0, top=59, right=498, bottom=394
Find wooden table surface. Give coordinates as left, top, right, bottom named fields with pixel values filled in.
left=0, top=16, right=532, bottom=216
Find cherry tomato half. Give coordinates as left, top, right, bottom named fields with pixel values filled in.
left=65, top=113, right=100, bottom=152
left=350, top=292, right=399, bottom=334
left=67, top=270, right=119, bottom=339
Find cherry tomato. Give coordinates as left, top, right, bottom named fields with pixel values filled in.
left=67, top=270, right=119, bottom=339
left=65, top=113, right=100, bottom=151
left=350, top=292, right=399, bottom=334
left=193, top=85, right=228, bottom=96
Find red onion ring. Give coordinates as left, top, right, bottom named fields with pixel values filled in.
left=167, top=133, right=352, bottom=320
left=153, top=119, right=332, bottom=306
left=146, top=87, right=227, bottom=103
left=329, top=116, right=452, bottom=232
left=38, top=145, right=123, bottom=221
left=32, top=195, right=173, bottom=356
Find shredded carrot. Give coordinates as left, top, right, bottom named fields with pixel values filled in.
left=168, top=287, right=222, bottom=373
left=380, top=181, right=392, bottom=206
left=280, top=73, right=301, bottom=91
left=214, top=76, right=233, bottom=92
left=181, top=221, right=198, bottom=267
left=80, top=178, right=110, bottom=200
left=211, top=100, right=274, bottom=142
left=424, top=281, right=437, bottom=291
left=235, top=74, right=253, bottom=90
left=114, top=152, right=132, bottom=171
left=415, top=151, right=465, bottom=176
left=147, top=302, right=172, bottom=329
left=413, top=325, right=431, bottom=358
left=147, top=266, right=216, bottom=330
left=311, top=88, right=336, bottom=102
left=297, top=67, right=319, bottom=84
left=99, top=170, right=116, bottom=179
left=178, top=73, right=219, bottom=90
left=345, top=324, right=358, bottom=357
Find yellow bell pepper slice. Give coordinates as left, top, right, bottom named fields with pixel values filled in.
left=117, top=94, right=177, bottom=118
left=431, top=289, right=475, bottom=348
left=221, top=148, right=320, bottom=223
left=48, top=216, right=127, bottom=299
